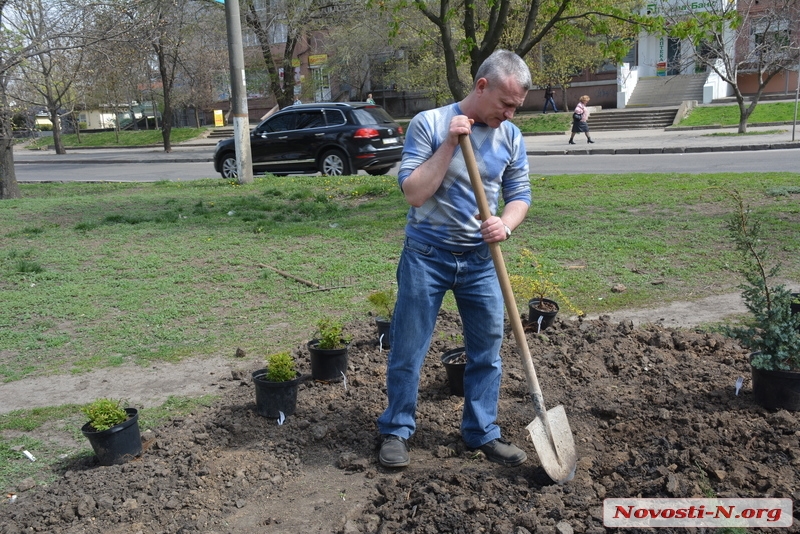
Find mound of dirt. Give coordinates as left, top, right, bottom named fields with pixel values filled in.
left=1, top=311, right=798, bottom=533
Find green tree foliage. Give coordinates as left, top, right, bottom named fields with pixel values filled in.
left=724, top=190, right=800, bottom=371
left=370, top=0, right=647, bottom=101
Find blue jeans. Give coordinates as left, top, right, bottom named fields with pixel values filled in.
left=377, top=237, right=504, bottom=448
left=543, top=97, right=557, bottom=113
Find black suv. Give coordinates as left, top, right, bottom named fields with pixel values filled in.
left=213, top=102, right=404, bottom=178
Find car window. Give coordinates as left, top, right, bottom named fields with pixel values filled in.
left=260, top=113, right=296, bottom=133
left=296, top=111, right=325, bottom=130
left=324, top=110, right=346, bottom=127
left=351, top=107, right=396, bottom=126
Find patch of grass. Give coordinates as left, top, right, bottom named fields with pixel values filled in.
left=15, top=259, right=44, bottom=274
left=704, top=129, right=787, bottom=137
left=680, top=102, right=800, bottom=127
left=512, top=112, right=572, bottom=133
left=25, top=127, right=207, bottom=149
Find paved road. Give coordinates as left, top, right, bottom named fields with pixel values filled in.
left=13, top=124, right=800, bottom=182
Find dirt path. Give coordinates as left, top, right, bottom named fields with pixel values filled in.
left=0, top=292, right=748, bottom=415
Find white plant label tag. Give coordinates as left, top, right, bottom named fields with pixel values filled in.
left=277, top=411, right=286, bottom=425
left=735, top=376, right=744, bottom=396
left=537, top=315, right=544, bottom=334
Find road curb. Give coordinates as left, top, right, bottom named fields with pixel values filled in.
left=15, top=157, right=214, bottom=164
left=527, top=141, right=800, bottom=156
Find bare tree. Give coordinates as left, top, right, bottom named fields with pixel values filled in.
left=148, top=0, right=199, bottom=152
left=173, top=4, right=228, bottom=126
left=242, top=0, right=361, bottom=108
left=1, top=0, right=103, bottom=198
left=657, top=0, right=800, bottom=133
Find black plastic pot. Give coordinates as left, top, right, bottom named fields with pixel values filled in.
left=528, top=298, right=559, bottom=331
left=376, top=317, right=391, bottom=349
left=81, top=408, right=142, bottom=466
left=750, top=353, right=800, bottom=411
left=791, top=292, right=800, bottom=321
left=252, top=369, right=301, bottom=418
left=441, top=347, right=467, bottom=397
left=308, top=340, right=349, bottom=382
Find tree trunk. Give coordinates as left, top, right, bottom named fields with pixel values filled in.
left=734, top=92, right=749, bottom=134
left=155, top=36, right=172, bottom=152
left=49, top=108, right=65, bottom=154
left=0, top=74, right=21, bottom=199
left=0, top=135, right=20, bottom=199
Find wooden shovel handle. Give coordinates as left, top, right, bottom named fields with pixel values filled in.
left=458, top=135, right=551, bottom=421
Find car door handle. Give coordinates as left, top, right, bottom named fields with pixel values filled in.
left=278, top=136, right=288, bottom=140
left=315, top=133, right=324, bottom=137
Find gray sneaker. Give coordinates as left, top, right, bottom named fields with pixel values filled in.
left=477, top=438, right=527, bottom=467
left=379, top=435, right=410, bottom=467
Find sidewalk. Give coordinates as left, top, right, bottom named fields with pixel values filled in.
left=13, top=122, right=800, bottom=165
left=523, top=123, right=800, bottom=155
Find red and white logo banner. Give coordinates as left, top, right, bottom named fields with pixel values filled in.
left=603, top=498, right=793, bottom=528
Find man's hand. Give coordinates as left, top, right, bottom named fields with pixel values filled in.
left=479, top=215, right=509, bottom=243
left=446, top=115, right=474, bottom=146
left=402, top=115, right=475, bottom=208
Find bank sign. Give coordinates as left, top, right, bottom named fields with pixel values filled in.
left=644, top=0, right=727, bottom=16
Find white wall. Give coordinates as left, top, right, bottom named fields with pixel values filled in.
left=617, top=63, right=639, bottom=108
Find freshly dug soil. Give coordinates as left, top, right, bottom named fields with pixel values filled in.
left=1, top=311, right=798, bottom=533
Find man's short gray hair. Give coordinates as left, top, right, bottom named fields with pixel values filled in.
left=474, top=50, right=532, bottom=91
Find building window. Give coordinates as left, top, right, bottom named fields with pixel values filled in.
left=242, top=0, right=288, bottom=46
left=751, top=18, right=790, bottom=57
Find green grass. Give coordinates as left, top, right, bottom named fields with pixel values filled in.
left=680, top=102, right=800, bottom=127
left=513, top=112, right=573, bottom=133
left=0, top=395, right=215, bottom=491
left=2, top=173, right=799, bottom=385
left=704, top=129, right=787, bottom=137
left=26, top=127, right=208, bottom=149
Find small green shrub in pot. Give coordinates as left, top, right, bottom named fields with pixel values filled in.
left=265, top=351, right=297, bottom=382
left=82, top=398, right=128, bottom=431
left=509, top=249, right=583, bottom=316
left=367, top=288, right=396, bottom=320
left=724, top=190, right=800, bottom=371
left=315, top=318, right=351, bottom=350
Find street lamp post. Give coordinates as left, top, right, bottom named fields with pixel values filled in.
left=793, top=54, right=799, bottom=142
left=220, top=0, right=253, bottom=183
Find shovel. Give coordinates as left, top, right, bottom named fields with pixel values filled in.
left=459, top=135, right=577, bottom=483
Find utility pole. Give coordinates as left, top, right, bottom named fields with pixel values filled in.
left=793, top=54, right=799, bottom=142
left=222, top=0, right=253, bottom=183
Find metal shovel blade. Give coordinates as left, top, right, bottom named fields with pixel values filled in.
left=526, top=405, right=577, bottom=483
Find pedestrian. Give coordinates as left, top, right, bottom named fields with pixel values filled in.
left=377, top=49, right=532, bottom=469
left=569, top=95, right=593, bottom=144
left=366, top=93, right=375, bottom=104
left=294, top=98, right=302, bottom=105
left=542, top=84, right=557, bottom=114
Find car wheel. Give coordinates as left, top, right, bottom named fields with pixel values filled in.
left=366, top=167, right=391, bottom=176
left=319, top=149, right=351, bottom=176
left=220, top=154, right=237, bottom=179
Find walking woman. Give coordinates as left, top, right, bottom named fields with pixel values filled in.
left=569, top=95, right=593, bottom=144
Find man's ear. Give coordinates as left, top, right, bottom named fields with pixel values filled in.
left=474, top=77, right=488, bottom=93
